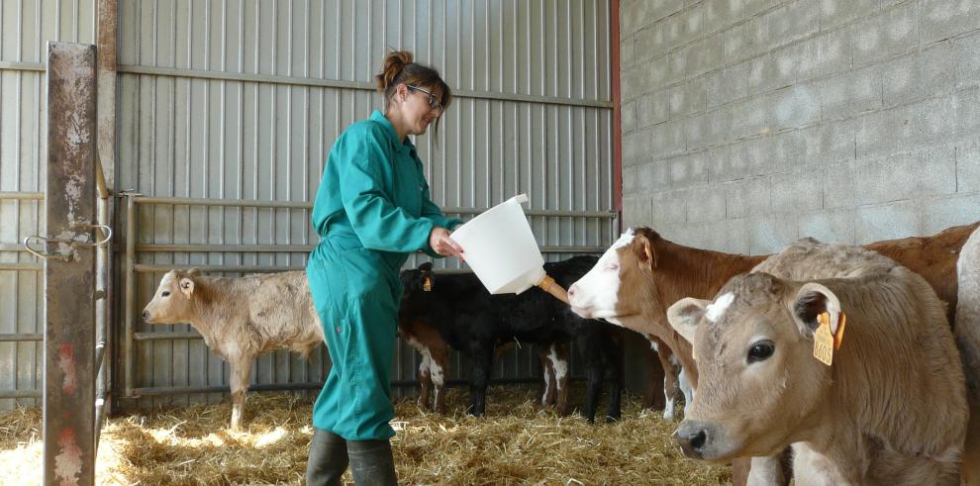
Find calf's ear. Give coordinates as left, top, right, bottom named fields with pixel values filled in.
left=632, top=233, right=658, bottom=268
left=417, top=262, right=435, bottom=290
left=179, top=277, right=196, bottom=299
left=667, top=298, right=710, bottom=345
left=792, top=283, right=842, bottom=337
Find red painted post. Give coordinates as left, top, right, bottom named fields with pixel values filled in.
left=611, top=0, right=623, bottom=228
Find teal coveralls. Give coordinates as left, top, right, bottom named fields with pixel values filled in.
left=307, top=110, right=461, bottom=441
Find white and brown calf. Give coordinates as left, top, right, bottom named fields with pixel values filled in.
left=142, top=269, right=326, bottom=430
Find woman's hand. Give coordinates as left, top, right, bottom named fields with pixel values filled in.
left=429, top=227, right=465, bottom=261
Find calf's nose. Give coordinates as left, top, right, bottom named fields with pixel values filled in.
left=674, top=421, right=709, bottom=459
left=142, top=310, right=150, bottom=321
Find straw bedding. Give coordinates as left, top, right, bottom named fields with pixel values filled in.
left=0, top=385, right=729, bottom=485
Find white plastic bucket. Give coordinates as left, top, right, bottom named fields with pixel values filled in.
left=449, top=194, right=545, bottom=295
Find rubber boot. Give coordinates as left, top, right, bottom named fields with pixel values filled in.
left=347, top=439, right=398, bottom=485
left=306, top=428, right=350, bottom=486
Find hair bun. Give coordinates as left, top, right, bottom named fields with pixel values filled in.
left=376, top=50, right=414, bottom=92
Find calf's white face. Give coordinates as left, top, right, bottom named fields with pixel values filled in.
left=667, top=273, right=840, bottom=462
left=568, top=229, right=634, bottom=321
left=142, top=270, right=198, bottom=324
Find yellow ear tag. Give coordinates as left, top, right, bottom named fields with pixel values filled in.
left=423, top=277, right=432, bottom=292
left=813, top=312, right=834, bottom=366
left=833, top=312, right=846, bottom=350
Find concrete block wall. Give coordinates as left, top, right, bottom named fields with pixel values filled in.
left=619, top=0, right=980, bottom=255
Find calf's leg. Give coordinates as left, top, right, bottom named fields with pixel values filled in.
left=428, top=340, right=449, bottom=414
left=538, top=347, right=558, bottom=408
left=551, top=342, right=572, bottom=416
left=229, top=355, right=253, bottom=430
left=468, top=343, right=494, bottom=416
left=652, top=339, right=681, bottom=421
left=603, top=338, right=623, bottom=423
left=417, top=353, right=433, bottom=410
left=580, top=336, right=602, bottom=423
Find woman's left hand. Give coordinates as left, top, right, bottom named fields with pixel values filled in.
left=429, top=227, right=465, bottom=261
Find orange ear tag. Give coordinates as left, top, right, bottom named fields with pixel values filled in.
left=813, top=312, right=834, bottom=366
left=423, top=277, right=432, bottom=292
left=833, top=312, right=847, bottom=350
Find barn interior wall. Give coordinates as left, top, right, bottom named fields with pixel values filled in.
left=620, top=0, right=980, bottom=252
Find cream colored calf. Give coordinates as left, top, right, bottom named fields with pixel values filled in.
left=670, top=246, right=967, bottom=484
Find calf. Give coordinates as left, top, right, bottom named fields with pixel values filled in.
left=567, top=223, right=978, bottom=484
left=958, top=226, right=980, bottom=484
left=399, top=256, right=623, bottom=423
left=668, top=244, right=967, bottom=484
left=398, top=318, right=571, bottom=416
left=398, top=318, right=453, bottom=414
left=142, top=269, right=325, bottom=430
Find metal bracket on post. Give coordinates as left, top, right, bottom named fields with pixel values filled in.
left=23, top=222, right=112, bottom=261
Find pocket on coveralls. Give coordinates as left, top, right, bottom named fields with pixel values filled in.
left=309, top=257, right=352, bottom=336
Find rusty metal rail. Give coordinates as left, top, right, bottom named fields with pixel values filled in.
left=130, top=377, right=542, bottom=398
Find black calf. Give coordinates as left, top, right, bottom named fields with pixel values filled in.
left=399, top=256, right=623, bottom=423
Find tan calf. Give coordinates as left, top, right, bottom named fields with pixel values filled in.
left=142, top=269, right=326, bottom=430
left=669, top=254, right=967, bottom=484
left=568, top=224, right=978, bottom=484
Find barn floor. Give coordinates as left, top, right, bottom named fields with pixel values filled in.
left=1, top=385, right=730, bottom=485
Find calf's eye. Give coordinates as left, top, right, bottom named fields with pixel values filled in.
left=747, top=340, right=774, bottom=364
left=162, top=291, right=171, bottom=297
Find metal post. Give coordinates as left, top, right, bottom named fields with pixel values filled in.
left=124, top=194, right=136, bottom=398
left=42, top=42, right=98, bottom=486
left=96, top=0, right=118, bottom=420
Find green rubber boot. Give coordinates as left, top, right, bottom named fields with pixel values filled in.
left=347, top=439, right=398, bottom=485
left=306, top=428, right=349, bottom=486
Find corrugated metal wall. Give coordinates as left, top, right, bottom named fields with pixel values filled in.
left=0, top=0, right=99, bottom=411
left=114, top=0, right=615, bottom=409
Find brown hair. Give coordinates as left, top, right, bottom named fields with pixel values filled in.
left=375, top=50, right=452, bottom=133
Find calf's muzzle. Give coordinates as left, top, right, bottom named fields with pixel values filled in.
left=674, top=421, right=711, bottom=460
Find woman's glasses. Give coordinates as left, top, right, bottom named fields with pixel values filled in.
left=407, top=85, right=443, bottom=112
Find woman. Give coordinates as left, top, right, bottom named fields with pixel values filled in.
left=305, top=51, right=464, bottom=485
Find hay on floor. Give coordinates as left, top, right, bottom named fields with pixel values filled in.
left=1, top=385, right=730, bottom=485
